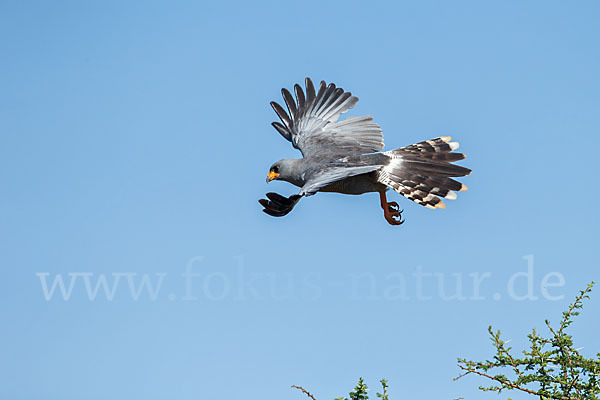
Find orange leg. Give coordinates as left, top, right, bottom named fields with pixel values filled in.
left=379, top=191, right=404, bottom=225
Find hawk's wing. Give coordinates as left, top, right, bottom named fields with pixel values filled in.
left=300, top=165, right=381, bottom=196
left=270, top=78, right=384, bottom=158
left=258, top=164, right=381, bottom=216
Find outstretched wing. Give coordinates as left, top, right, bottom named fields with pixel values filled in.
left=259, top=193, right=302, bottom=217
left=300, top=165, right=381, bottom=196
left=271, top=78, right=384, bottom=158
left=258, top=164, right=382, bottom=216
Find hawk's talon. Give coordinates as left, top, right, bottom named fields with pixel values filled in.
left=384, top=214, right=404, bottom=225
left=386, top=204, right=404, bottom=225
left=379, top=192, right=406, bottom=226
left=385, top=208, right=405, bottom=225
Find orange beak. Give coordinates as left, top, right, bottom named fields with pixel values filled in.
left=266, top=171, right=279, bottom=182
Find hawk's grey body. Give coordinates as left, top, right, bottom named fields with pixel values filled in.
left=259, top=78, right=471, bottom=224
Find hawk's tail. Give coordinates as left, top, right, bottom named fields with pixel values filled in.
left=377, top=137, right=471, bottom=209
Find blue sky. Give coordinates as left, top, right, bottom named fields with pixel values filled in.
left=1, top=1, right=599, bottom=399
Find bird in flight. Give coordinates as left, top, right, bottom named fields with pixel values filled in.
left=259, top=78, right=471, bottom=225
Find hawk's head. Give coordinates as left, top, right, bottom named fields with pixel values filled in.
left=265, top=159, right=302, bottom=184
left=266, top=162, right=281, bottom=182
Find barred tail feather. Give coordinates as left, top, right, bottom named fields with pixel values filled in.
left=377, top=136, right=471, bottom=209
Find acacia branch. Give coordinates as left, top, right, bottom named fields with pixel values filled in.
left=291, top=385, right=317, bottom=400
left=456, top=364, right=582, bottom=400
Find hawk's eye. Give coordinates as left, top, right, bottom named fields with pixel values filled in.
left=272, top=166, right=279, bottom=173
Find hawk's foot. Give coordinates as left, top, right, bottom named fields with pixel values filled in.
left=387, top=201, right=400, bottom=212
left=384, top=205, right=405, bottom=225
left=379, top=192, right=405, bottom=226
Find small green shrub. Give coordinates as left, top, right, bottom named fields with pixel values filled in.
left=291, top=283, right=599, bottom=400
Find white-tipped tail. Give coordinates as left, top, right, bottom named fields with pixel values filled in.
left=378, top=137, right=471, bottom=209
